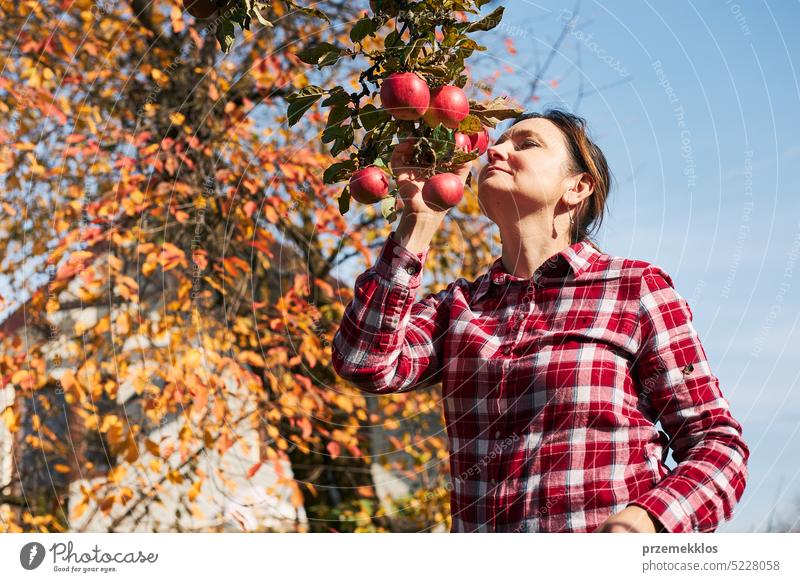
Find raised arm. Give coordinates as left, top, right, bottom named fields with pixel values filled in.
left=332, top=226, right=454, bottom=394
left=627, top=265, right=750, bottom=533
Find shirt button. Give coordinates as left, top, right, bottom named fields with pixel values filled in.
left=490, top=478, right=497, bottom=485
left=495, top=430, right=501, bottom=438
left=405, top=265, right=418, bottom=275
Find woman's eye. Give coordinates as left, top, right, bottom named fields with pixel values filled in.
left=517, top=140, right=539, bottom=149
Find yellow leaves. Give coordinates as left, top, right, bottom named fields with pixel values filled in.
left=115, top=311, right=130, bottom=335
left=150, top=68, right=168, bottom=85
left=130, top=189, right=145, bottom=204
left=158, top=242, right=187, bottom=271
left=0, top=407, right=20, bottom=433
left=53, top=464, right=71, bottom=474
left=56, top=250, right=94, bottom=281
left=289, top=481, right=304, bottom=509
left=183, top=348, right=203, bottom=370
left=169, top=112, right=186, bottom=125
left=179, top=424, right=193, bottom=444
left=25, top=152, right=46, bottom=176
left=144, top=438, right=161, bottom=457
left=12, top=370, right=36, bottom=390
left=170, top=5, right=185, bottom=34
left=188, top=479, right=202, bottom=502
left=107, top=465, right=127, bottom=485
left=335, top=394, right=354, bottom=414
left=166, top=469, right=184, bottom=485
left=113, top=275, right=139, bottom=301
left=98, top=487, right=135, bottom=516
left=58, top=369, right=82, bottom=404
left=237, top=350, right=265, bottom=368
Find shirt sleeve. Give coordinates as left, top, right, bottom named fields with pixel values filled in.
left=331, top=231, right=452, bottom=394
left=626, top=265, right=750, bottom=533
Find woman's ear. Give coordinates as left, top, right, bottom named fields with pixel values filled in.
left=566, top=172, right=594, bottom=205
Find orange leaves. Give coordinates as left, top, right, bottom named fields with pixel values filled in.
left=11, top=370, right=36, bottom=390
left=0, top=407, right=20, bottom=433
left=243, top=200, right=257, bottom=218
left=113, top=275, right=139, bottom=301
left=144, top=438, right=161, bottom=458
left=246, top=461, right=263, bottom=479
left=221, top=256, right=250, bottom=277
left=237, top=350, right=265, bottom=368
left=188, top=479, right=203, bottom=502
left=158, top=242, right=187, bottom=271
left=326, top=441, right=341, bottom=460
left=56, top=250, right=94, bottom=282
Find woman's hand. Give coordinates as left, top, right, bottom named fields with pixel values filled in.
left=595, top=506, right=661, bottom=533
left=390, top=138, right=472, bottom=217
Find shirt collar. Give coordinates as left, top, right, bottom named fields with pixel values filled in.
left=473, top=239, right=605, bottom=302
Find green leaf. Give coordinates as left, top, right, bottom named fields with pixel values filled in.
left=216, top=19, right=236, bottom=54
left=350, top=17, right=377, bottom=44
left=322, top=123, right=350, bottom=144
left=323, top=160, right=357, bottom=185
left=403, top=38, right=427, bottom=68
left=470, top=96, right=525, bottom=128
left=321, top=86, right=352, bottom=107
left=338, top=185, right=351, bottom=215
left=297, top=42, right=346, bottom=68
left=327, top=103, right=352, bottom=129
left=457, top=114, right=483, bottom=134
left=381, top=195, right=398, bottom=222
left=284, top=0, right=331, bottom=23
left=465, top=6, right=505, bottom=33
left=330, top=125, right=355, bottom=157
left=286, top=86, right=324, bottom=127
left=358, top=104, right=387, bottom=131
left=384, top=29, right=402, bottom=50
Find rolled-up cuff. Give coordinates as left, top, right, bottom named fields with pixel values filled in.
left=374, top=231, right=428, bottom=288
left=628, top=488, right=697, bottom=533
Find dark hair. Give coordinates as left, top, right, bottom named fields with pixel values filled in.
left=509, top=108, right=612, bottom=248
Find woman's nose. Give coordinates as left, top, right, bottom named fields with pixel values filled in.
left=486, top=143, right=507, bottom=163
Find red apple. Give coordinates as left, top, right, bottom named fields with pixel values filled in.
left=422, top=85, right=469, bottom=129
left=422, top=173, right=464, bottom=211
left=380, top=72, right=430, bottom=121
left=467, top=128, right=490, bottom=155
left=349, top=166, right=390, bottom=204
left=454, top=132, right=472, bottom=152
left=183, top=0, right=217, bottom=19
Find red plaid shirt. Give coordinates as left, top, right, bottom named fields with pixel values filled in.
left=332, top=233, right=749, bottom=533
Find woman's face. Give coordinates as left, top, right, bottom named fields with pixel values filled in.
left=477, top=117, right=577, bottom=225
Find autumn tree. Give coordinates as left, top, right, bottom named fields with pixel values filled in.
left=1, top=0, right=591, bottom=532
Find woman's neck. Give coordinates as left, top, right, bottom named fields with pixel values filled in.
left=498, top=217, right=573, bottom=280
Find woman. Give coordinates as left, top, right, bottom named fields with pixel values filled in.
left=332, top=108, right=749, bottom=534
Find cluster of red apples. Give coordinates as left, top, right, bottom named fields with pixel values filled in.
left=349, top=72, right=490, bottom=212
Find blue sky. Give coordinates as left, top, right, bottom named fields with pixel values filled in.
left=449, top=0, right=800, bottom=532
